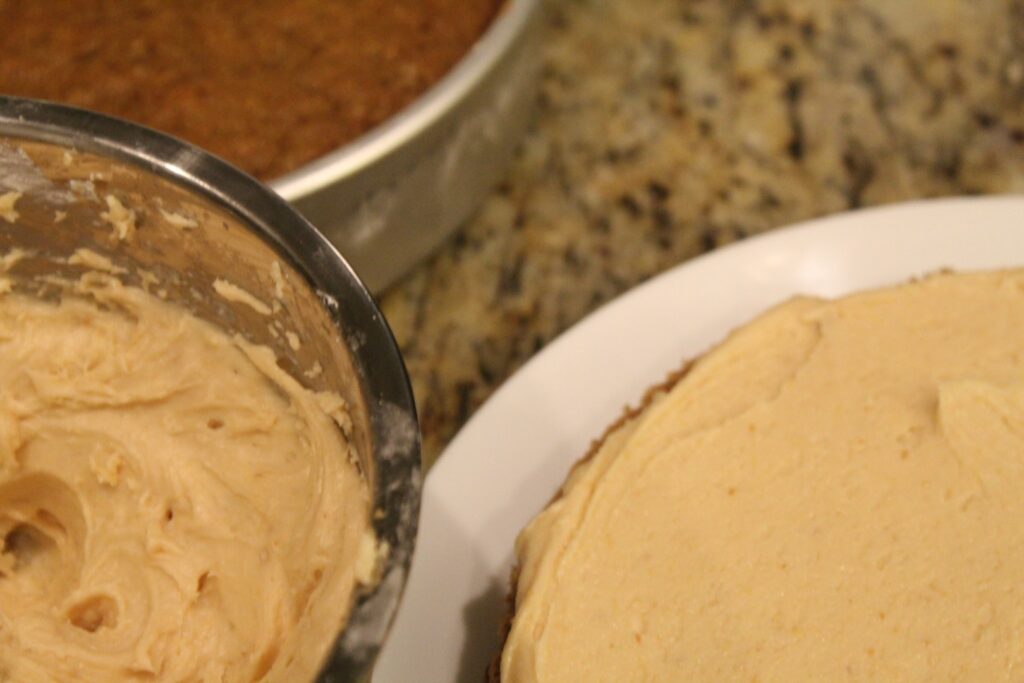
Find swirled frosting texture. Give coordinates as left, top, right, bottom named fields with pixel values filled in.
left=0, top=276, right=369, bottom=682
left=504, top=270, right=1024, bottom=682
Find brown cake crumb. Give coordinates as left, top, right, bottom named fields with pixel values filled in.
left=0, top=0, right=503, bottom=179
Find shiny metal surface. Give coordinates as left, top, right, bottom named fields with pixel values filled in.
left=270, top=0, right=544, bottom=292
left=0, top=96, right=421, bottom=682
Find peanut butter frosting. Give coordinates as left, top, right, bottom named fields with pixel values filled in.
left=503, top=269, right=1024, bottom=681
left=0, top=274, right=371, bottom=682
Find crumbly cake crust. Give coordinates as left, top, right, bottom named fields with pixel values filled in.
left=0, top=1, right=503, bottom=179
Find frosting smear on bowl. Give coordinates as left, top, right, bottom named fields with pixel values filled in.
left=0, top=273, right=371, bottom=682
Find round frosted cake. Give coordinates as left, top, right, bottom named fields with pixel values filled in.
left=496, top=269, right=1024, bottom=682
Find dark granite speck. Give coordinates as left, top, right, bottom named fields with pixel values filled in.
left=381, top=0, right=1024, bottom=467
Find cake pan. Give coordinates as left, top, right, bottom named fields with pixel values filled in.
left=269, top=0, right=544, bottom=292
left=0, top=95, right=421, bottom=682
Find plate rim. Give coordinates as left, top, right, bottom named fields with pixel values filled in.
left=377, top=194, right=1024, bottom=682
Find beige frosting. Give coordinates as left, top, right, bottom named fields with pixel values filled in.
left=504, top=270, right=1024, bottom=681
left=0, top=274, right=370, bottom=682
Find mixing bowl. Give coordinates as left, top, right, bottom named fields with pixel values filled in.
left=0, top=95, right=422, bottom=681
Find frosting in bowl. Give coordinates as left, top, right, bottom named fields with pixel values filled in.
left=0, top=273, right=371, bottom=682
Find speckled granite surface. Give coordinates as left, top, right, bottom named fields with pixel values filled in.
left=381, top=0, right=1024, bottom=467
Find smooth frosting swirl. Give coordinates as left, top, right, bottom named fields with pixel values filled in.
left=504, top=270, right=1024, bottom=682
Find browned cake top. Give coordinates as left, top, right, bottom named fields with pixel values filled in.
left=0, top=0, right=502, bottom=179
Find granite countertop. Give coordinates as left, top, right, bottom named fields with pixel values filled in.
left=381, top=0, right=1024, bottom=467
